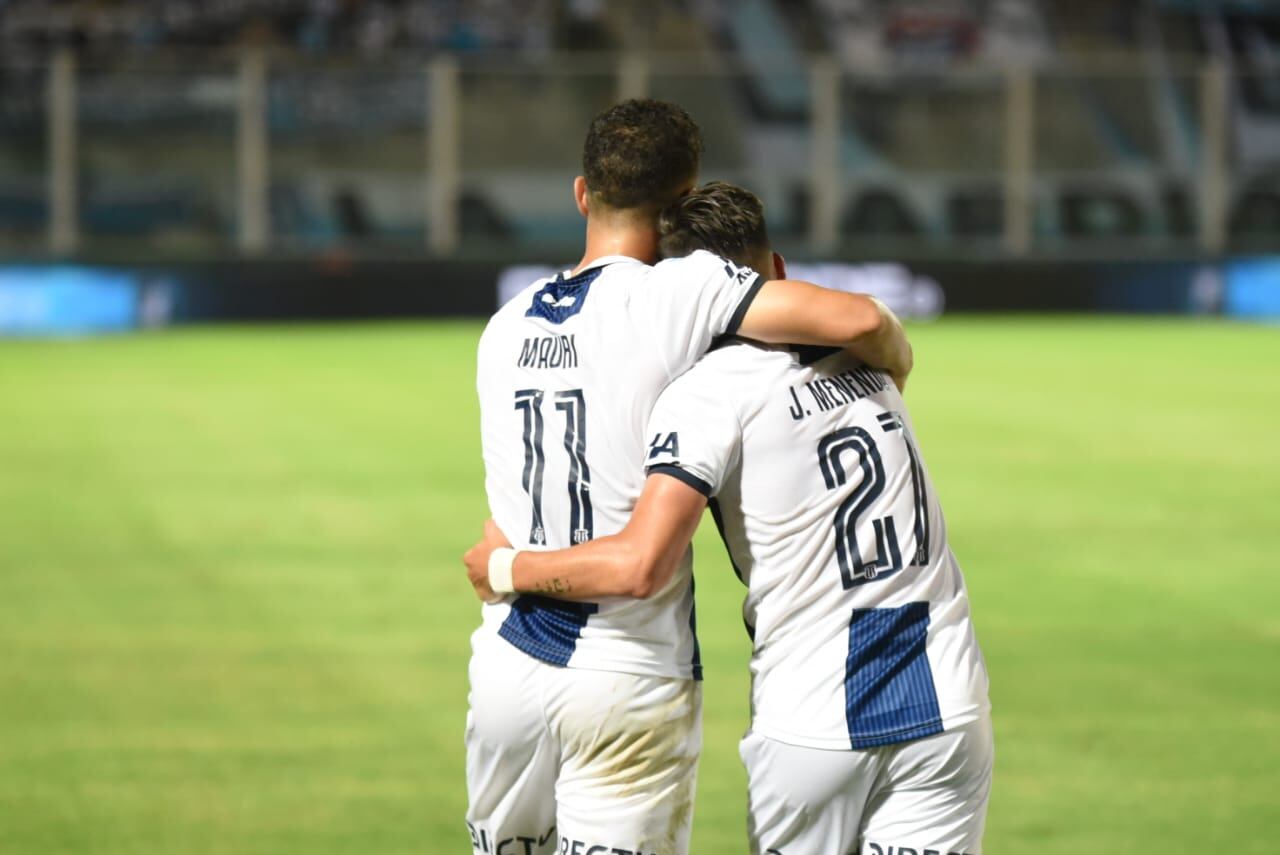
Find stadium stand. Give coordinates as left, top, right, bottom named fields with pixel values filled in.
left=0, top=0, right=1277, bottom=253
left=0, top=0, right=556, bottom=55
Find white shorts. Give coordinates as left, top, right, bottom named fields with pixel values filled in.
left=740, top=715, right=993, bottom=855
left=465, top=631, right=702, bottom=855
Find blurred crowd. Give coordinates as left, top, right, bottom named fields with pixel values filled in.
left=0, top=0, right=571, bottom=57
left=0, top=0, right=1048, bottom=63
left=1, top=0, right=1277, bottom=252
left=3, top=0, right=1275, bottom=67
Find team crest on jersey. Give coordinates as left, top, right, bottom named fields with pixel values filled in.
left=526, top=267, right=604, bottom=324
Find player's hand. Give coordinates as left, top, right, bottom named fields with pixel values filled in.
left=463, top=519, right=512, bottom=604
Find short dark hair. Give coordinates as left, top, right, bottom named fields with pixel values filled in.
left=657, top=181, right=770, bottom=267
left=582, top=99, right=703, bottom=211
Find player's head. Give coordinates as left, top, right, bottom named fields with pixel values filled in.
left=657, top=181, right=785, bottom=280
left=575, top=99, right=703, bottom=223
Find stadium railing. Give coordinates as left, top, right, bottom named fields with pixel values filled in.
left=0, top=49, right=1276, bottom=262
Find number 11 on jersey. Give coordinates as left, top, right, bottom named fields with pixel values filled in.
left=514, top=388, right=594, bottom=547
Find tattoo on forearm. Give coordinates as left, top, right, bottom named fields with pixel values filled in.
left=532, top=577, right=571, bottom=594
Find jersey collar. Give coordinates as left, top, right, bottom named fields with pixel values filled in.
left=561, top=255, right=643, bottom=279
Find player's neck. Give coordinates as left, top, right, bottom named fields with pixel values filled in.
left=571, top=219, right=658, bottom=275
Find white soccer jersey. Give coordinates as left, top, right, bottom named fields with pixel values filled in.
left=475, top=250, right=764, bottom=680
left=645, top=341, right=990, bottom=749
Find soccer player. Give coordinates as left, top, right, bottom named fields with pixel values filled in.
left=467, top=104, right=914, bottom=855
left=467, top=182, right=992, bottom=854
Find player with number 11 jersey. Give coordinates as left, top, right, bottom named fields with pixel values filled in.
left=475, top=247, right=760, bottom=680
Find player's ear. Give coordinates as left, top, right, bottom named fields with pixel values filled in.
left=772, top=251, right=786, bottom=280
left=573, top=176, right=590, bottom=218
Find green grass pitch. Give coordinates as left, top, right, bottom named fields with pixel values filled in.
left=1, top=317, right=1277, bottom=854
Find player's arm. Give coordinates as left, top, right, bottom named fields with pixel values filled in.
left=464, top=473, right=708, bottom=603
left=739, top=285, right=913, bottom=390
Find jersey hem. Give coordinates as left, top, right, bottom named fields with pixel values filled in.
left=750, top=703, right=990, bottom=751
left=491, top=631, right=704, bottom=682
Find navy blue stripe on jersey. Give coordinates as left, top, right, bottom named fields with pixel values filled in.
left=724, top=272, right=766, bottom=335
left=499, top=595, right=600, bottom=667
left=688, top=575, right=703, bottom=681
left=646, top=463, right=713, bottom=498
left=844, top=602, right=943, bottom=749
left=525, top=266, right=605, bottom=324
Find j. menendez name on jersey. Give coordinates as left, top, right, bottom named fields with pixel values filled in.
left=644, top=340, right=991, bottom=750
left=475, top=250, right=765, bottom=681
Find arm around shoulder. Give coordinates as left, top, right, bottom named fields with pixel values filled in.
left=505, top=472, right=709, bottom=600
left=738, top=281, right=912, bottom=387
left=850, top=296, right=913, bottom=391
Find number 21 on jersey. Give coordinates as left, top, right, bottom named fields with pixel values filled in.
left=817, top=410, right=930, bottom=588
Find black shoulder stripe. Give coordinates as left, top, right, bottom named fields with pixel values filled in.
left=724, top=273, right=766, bottom=336
left=646, top=464, right=714, bottom=497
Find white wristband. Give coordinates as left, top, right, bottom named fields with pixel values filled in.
left=488, top=547, right=517, bottom=595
